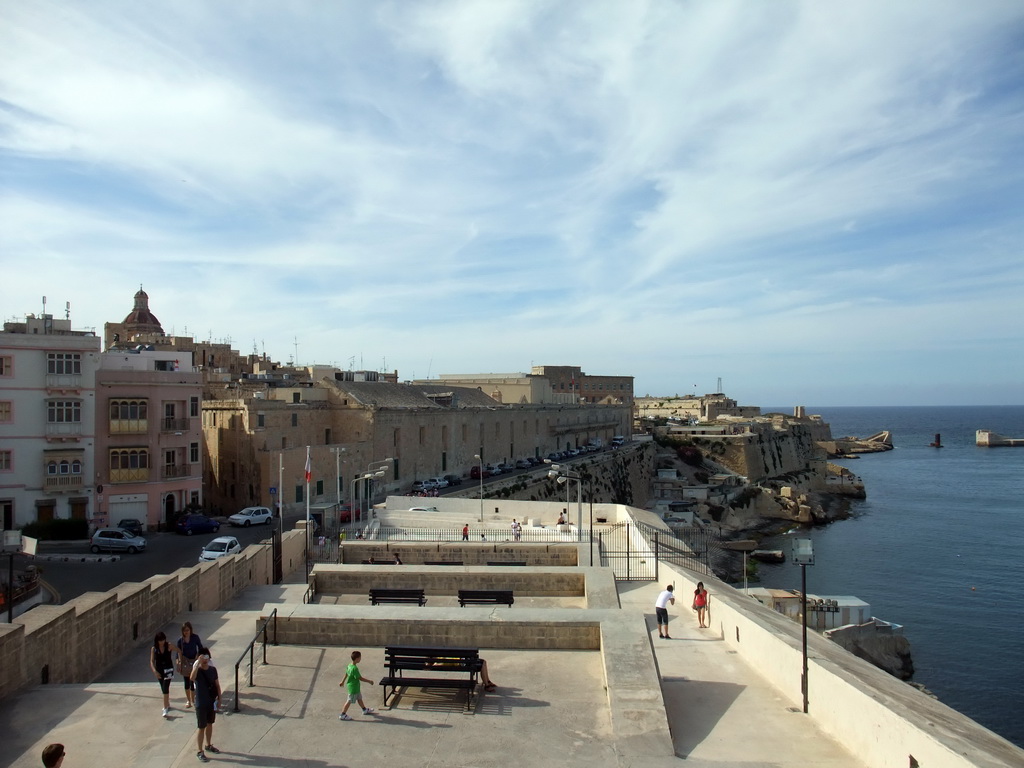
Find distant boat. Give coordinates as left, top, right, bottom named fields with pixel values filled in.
left=976, top=430, right=1024, bottom=447
left=929, top=433, right=942, bottom=448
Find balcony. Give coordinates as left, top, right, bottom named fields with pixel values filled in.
left=161, top=417, right=190, bottom=433
left=45, top=422, right=82, bottom=438
left=161, top=464, right=191, bottom=480
left=110, top=418, right=148, bottom=434
left=44, top=474, right=84, bottom=491
left=45, top=373, right=82, bottom=391
left=110, top=467, right=150, bottom=483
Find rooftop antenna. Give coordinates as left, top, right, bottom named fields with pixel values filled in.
left=717, top=377, right=723, bottom=393
left=65, top=301, right=70, bottom=320
left=42, top=295, right=47, bottom=315
left=294, top=337, right=299, bottom=367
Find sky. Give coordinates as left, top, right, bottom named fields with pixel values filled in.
left=2, top=1, right=1023, bottom=407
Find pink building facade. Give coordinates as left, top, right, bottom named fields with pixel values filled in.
left=94, top=349, right=203, bottom=531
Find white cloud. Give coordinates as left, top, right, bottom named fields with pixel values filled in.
left=1, top=0, right=1022, bottom=404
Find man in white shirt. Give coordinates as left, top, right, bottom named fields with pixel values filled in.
left=654, top=585, right=675, bottom=639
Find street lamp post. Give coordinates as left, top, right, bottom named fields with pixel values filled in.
left=546, top=463, right=582, bottom=541
left=473, top=454, right=484, bottom=523
left=793, top=538, right=815, bottom=714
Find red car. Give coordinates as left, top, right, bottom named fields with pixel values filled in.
left=470, top=466, right=492, bottom=480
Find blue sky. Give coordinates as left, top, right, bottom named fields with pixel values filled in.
left=2, top=1, right=1022, bottom=406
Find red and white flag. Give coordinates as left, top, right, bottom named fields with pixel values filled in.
left=304, top=450, right=311, bottom=483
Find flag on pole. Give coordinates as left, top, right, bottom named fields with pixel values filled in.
left=304, top=449, right=311, bottom=483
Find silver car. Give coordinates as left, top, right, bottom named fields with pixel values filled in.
left=90, top=528, right=147, bottom=554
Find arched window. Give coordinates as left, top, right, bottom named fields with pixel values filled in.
left=47, top=461, right=57, bottom=475
left=71, top=460, right=82, bottom=475
left=59, top=460, right=70, bottom=475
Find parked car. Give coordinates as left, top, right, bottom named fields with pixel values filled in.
left=408, top=506, right=440, bottom=513
left=567, top=449, right=580, bottom=457
left=498, top=462, right=515, bottom=473
left=443, top=474, right=462, bottom=487
left=412, top=479, right=433, bottom=492
left=427, top=476, right=449, bottom=489
left=486, top=464, right=503, bottom=475
left=228, top=506, right=274, bottom=527
left=515, top=459, right=532, bottom=469
left=175, top=513, right=221, bottom=536
left=117, top=518, right=144, bottom=536
left=338, top=504, right=353, bottom=523
left=91, top=528, right=147, bottom=554
left=198, top=536, right=242, bottom=562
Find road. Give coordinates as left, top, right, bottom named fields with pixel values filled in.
left=28, top=520, right=280, bottom=604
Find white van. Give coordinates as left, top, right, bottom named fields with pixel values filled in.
left=610, top=435, right=626, bottom=447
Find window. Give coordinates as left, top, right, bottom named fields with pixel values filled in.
left=47, top=400, right=81, bottom=423
left=190, top=442, right=200, bottom=463
left=47, top=352, right=81, bottom=375
left=291, top=413, right=298, bottom=427
left=0, top=450, right=11, bottom=471
left=0, top=401, right=11, bottom=423
left=190, top=396, right=199, bottom=417
left=295, top=485, right=303, bottom=503
left=419, top=426, right=425, bottom=445
left=0, top=356, right=11, bottom=377
left=257, top=413, right=265, bottom=428
left=316, top=480, right=324, bottom=495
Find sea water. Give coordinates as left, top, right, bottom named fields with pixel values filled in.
left=757, top=405, right=1024, bottom=748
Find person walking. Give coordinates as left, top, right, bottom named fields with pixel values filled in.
left=150, top=631, right=181, bottom=717
left=176, top=622, right=203, bottom=709
left=655, top=584, right=675, bottom=638
left=339, top=651, right=376, bottom=720
left=693, top=582, right=710, bottom=628
left=511, top=519, right=522, bottom=541
left=393, top=553, right=403, bottom=565
left=462, top=524, right=469, bottom=541
left=189, top=647, right=222, bottom=762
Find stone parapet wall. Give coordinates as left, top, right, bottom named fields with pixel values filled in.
left=260, top=604, right=603, bottom=649
left=312, top=564, right=587, bottom=598
left=0, top=529, right=306, bottom=701
left=339, top=542, right=579, bottom=567
left=660, top=564, right=1023, bottom=768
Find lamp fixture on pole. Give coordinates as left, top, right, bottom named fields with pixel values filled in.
left=792, top=537, right=815, bottom=714
left=473, top=454, right=483, bottom=523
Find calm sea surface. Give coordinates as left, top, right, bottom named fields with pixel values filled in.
left=757, top=405, right=1024, bottom=748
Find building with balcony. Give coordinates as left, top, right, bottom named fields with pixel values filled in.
left=0, top=312, right=101, bottom=530
left=94, top=347, right=203, bottom=531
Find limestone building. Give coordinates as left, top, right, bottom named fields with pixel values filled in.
left=0, top=313, right=102, bottom=530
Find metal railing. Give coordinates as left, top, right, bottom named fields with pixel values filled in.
left=303, top=576, right=316, bottom=604
left=231, top=608, right=277, bottom=712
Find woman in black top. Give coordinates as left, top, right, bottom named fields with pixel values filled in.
left=150, top=631, right=180, bottom=718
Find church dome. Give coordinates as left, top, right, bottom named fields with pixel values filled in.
left=121, top=287, right=164, bottom=333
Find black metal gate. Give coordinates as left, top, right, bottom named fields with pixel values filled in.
left=598, top=521, right=717, bottom=582
left=272, top=525, right=283, bottom=583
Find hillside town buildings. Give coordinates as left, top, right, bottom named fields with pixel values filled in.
left=2, top=289, right=633, bottom=532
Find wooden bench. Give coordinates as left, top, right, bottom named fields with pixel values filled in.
left=458, top=589, right=514, bottom=607
left=379, top=646, right=481, bottom=711
left=424, top=560, right=463, bottom=566
left=486, top=561, right=526, bottom=566
left=361, top=560, right=395, bottom=565
left=368, top=588, right=426, bottom=606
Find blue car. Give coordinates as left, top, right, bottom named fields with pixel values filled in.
left=175, top=513, right=221, bottom=536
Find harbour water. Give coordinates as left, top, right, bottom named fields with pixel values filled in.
left=757, top=405, right=1024, bottom=748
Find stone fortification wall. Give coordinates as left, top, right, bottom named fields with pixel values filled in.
left=471, top=443, right=655, bottom=508
left=708, top=422, right=820, bottom=482
left=0, top=529, right=306, bottom=702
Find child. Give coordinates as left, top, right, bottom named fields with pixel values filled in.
left=339, top=651, right=376, bottom=720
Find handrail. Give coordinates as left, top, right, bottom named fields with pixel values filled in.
left=303, top=575, right=316, bottom=604
left=231, top=608, right=278, bottom=712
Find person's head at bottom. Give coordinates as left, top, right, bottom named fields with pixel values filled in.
left=42, top=743, right=65, bottom=767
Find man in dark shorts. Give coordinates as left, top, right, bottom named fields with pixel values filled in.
left=189, top=648, right=223, bottom=762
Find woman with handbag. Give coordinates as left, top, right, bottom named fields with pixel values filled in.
left=150, top=631, right=181, bottom=717
left=176, top=621, right=203, bottom=709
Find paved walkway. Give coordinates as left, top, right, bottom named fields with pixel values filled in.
left=2, top=575, right=866, bottom=768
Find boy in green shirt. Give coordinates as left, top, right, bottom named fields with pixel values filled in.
left=339, top=650, right=376, bottom=720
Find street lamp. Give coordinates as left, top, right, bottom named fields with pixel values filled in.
left=473, top=454, right=483, bottom=523
left=546, top=463, right=582, bottom=542
left=351, top=469, right=386, bottom=524
left=792, top=538, right=815, bottom=714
